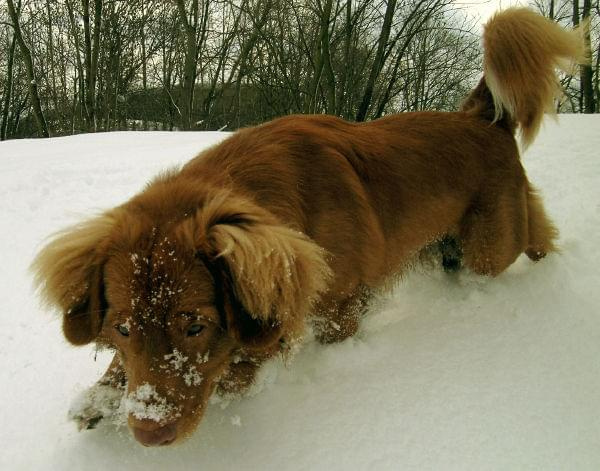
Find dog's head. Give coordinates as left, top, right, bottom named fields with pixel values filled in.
left=32, top=190, right=330, bottom=446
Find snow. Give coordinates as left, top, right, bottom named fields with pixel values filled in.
left=0, top=116, right=599, bottom=470
left=163, top=349, right=190, bottom=371
left=68, top=383, right=124, bottom=430
left=122, top=383, right=181, bottom=423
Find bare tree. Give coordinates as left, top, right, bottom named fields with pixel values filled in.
left=534, top=0, right=598, bottom=113
left=6, top=0, right=49, bottom=137
left=581, top=0, right=596, bottom=112
left=355, top=0, right=397, bottom=121
left=1, top=33, right=17, bottom=141
left=82, top=0, right=103, bottom=131
left=1, top=0, right=546, bottom=141
left=175, top=0, right=210, bottom=130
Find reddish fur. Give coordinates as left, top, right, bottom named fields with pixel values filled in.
left=32, top=9, right=580, bottom=446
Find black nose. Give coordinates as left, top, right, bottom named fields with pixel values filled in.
left=132, top=423, right=177, bottom=446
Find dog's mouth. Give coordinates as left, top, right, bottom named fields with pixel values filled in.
left=122, top=382, right=187, bottom=446
left=131, top=419, right=178, bottom=446
left=129, top=409, right=208, bottom=446
left=124, top=390, right=209, bottom=446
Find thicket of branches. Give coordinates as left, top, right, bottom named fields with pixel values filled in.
left=0, top=0, right=597, bottom=140
left=533, top=0, right=599, bottom=114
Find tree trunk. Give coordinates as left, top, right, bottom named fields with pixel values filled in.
left=595, top=41, right=600, bottom=112
left=572, top=0, right=583, bottom=112
left=66, top=0, right=86, bottom=131
left=373, top=1, right=437, bottom=118
left=1, top=34, right=17, bottom=141
left=203, top=1, right=245, bottom=128
left=175, top=0, right=200, bottom=130
left=45, top=0, right=60, bottom=122
left=580, top=0, right=595, bottom=113
left=141, top=0, right=148, bottom=130
left=308, top=0, right=335, bottom=114
left=91, top=0, right=102, bottom=129
left=318, top=0, right=336, bottom=113
left=6, top=0, right=50, bottom=137
left=232, top=0, right=273, bottom=122
left=70, top=76, right=78, bottom=134
left=356, top=0, right=397, bottom=122
left=82, top=0, right=103, bottom=131
left=336, top=0, right=353, bottom=117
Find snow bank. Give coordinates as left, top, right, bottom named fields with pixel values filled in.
left=0, top=118, right=599, bottom=470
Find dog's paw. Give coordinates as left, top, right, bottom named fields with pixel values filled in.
left=217, top=361, right=259, bottom=396
left=68, top=383, right=125, bottom=431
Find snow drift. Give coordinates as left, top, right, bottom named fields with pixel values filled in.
left=0, top=116, right=599, bottom=470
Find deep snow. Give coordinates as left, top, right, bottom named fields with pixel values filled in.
left=0, top=116, right=599, bottom=470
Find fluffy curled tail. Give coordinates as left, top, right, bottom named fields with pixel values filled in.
left=464, top=8, right=585, bottom=147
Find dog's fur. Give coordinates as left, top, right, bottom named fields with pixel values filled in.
left=32, top=9, right=584, bottom=446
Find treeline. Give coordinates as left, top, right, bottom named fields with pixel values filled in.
left=0, top=0, right=597, bottom=140
left=533, top=0, right=599, bottom=114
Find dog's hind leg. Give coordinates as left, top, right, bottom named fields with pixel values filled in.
left=525, top=184, right=558, bottom=261
left=460, top=189, right=529, bottom=277
left=314, top=286, right=372, bottom=344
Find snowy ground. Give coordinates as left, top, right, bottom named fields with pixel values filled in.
left=1, top=115, right=599, bottom=470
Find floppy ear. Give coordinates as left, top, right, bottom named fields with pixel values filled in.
left=31, top=213, right=115, bottom=345
left=180, top=192, right=332, bottom=346
left=201, top=256, right=284, bottom=350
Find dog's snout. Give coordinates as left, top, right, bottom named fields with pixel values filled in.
left=132, top=420, right=177, bottom=447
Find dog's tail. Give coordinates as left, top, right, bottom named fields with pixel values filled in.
left=462, top=8, right=585, bottom=148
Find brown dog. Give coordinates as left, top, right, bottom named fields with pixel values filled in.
left=32, top=9, right=583, bottom=446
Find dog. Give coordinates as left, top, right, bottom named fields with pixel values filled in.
left=32, top=9, right=583, bottom=447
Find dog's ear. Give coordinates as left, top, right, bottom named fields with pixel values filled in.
left=203, top=257, right=284, bottom=350
left=31, top=213, right=115, bottom=345
left=179, top=192, right=331, bottom=347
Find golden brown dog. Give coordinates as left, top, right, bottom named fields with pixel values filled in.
left=32, top=9, right=583, bottom=446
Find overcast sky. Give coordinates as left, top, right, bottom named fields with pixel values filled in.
left=457, top=0, right=529, bottom=26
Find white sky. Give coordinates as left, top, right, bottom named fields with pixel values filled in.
left=456, top=0, right=530, bottom=26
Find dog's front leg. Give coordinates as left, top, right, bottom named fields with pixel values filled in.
left=314, top=286, right=372, bottom=344
left=68, top=352, right=127, bottom=430
left=216, top=358, right=262, bottom=396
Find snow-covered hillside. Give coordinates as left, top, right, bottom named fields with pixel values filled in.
left=1, top=116, right=599, bottom=470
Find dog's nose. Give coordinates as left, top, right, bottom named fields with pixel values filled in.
left=132, top=422, right=177, bottom=446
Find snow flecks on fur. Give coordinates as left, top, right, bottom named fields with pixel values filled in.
left=121, top=318, right=132, bottom=332
left=163, top=349, right=188, bottom=371
left=130, top=253, right=143, bottom=275
left=183, top=365, right=203, bottom=387
left=128, top=237, right=187, bottom=323
left=160, top=348, right=205, bottom=387
left=197, top=351, right=210, bottom=364
left=120, top=383, right=181, bottom=423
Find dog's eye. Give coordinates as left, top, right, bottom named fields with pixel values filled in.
left=115, top=324, right=130, bottom=337
left=186, top=323, right=205, bottom=337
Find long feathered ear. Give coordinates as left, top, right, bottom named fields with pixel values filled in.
left=178, top=191, right=332, bottom=343
left=31, top=213, right=116, bottom=345
left=199, top=255, right=284, bottom=350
